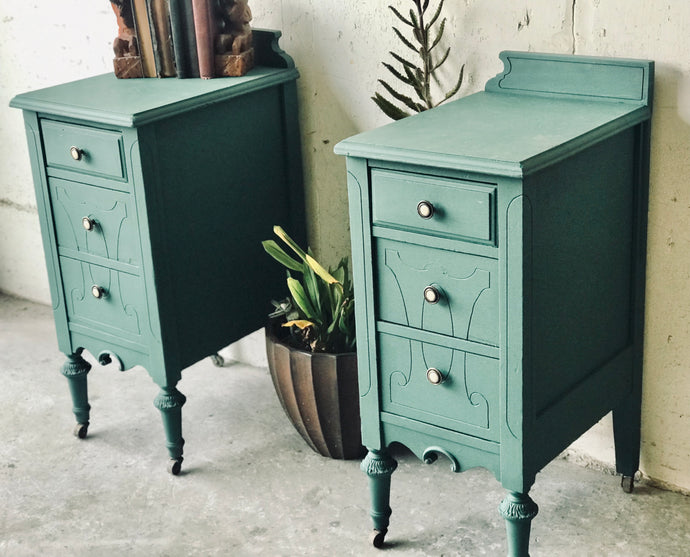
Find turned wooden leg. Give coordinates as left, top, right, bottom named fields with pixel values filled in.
left=60, top=351, right=92, bottom=439
left=154, top=387, right=186, bottom=475
left=361, top=448, right=398, bottom=548
left=499, top=491, right=539, bottom=557
left=613, top=394, right=641, bottom=493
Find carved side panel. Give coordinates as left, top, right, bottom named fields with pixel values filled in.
left=376, top=239, right=498, bottom=346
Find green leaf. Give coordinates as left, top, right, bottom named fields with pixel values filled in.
left=262, top=240, right=302, bottom=272
left=431, top=46, right=450, bottom=74
left=439, top=64, right=464, bottom=104
left=305, top=254, right=340, bottom=286
left=393, top=26, right=417, bottom=52
left=287, top=277, right=317, bottom=320
left=427, top=0, right=445, bottom=28
left=389, top=51, right=416, bottom=70
left=409, top=8, right=419, bottom=30
left=404, top=65, right=425, bottom=101
left=378, top=79, right=422, bottom=112
left=273, top=225, right=308, bottom=262
left=429, top=18, right=446, bottom=52
left=389, top=5, right=413, bottom=26
left=372, top=93, right=411, bottom=120
left=383, top=63, right=414, bottom=86
left=302, top=263, right=322, bottom=317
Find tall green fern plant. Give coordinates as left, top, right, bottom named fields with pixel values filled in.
left=372, top=0, right=464, bottom=120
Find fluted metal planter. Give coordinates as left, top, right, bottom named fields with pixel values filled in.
left=265, top=325, right=363, bottom=460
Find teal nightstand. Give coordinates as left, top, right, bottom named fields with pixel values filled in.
left=10, top=30, right=305, bottom=475
left=335, top=51, right=653, bottom=556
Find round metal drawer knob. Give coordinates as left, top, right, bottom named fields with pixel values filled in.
left=426, top=367, right=444, bottom=385
left=69, top=146, right=84, bottom=161
left=91, top=285, right=106, bottom=299
left=417, top=200, right=435, bottom=219
left=82, top=217, right=96, bottom=231
left=423, top=285, right=441, bottom=304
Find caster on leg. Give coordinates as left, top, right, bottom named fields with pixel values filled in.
left=371, top=528, right=387, bottom=548
left=621, top=475, right=634, bottom=493
left=210, top=353, right=225, bottom=367
left=73, top=422, right=89, bottom=439
left=168, top=457, right=183, bottom=476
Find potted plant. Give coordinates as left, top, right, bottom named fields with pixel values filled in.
left=262, top=226, right=362, bottom=459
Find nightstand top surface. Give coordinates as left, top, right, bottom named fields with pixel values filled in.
left=10, top=66, right=297, bottom=127
left=335, top=51, right=653, bottom=177
left=335, top=91, right=647, bottom=177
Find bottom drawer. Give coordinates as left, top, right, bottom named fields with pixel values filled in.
left=378, top=331, right=499, bottom=442
left=60, top=257, right=147, bottom=337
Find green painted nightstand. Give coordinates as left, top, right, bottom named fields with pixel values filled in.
left=335, top=51, right=653, bottom=556
left=10, top=30, right=305, bottom=475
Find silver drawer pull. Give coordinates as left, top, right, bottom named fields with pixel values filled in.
left=91, top=285, right=106, bottom=299
left=426, top=367, right=444, bottom=385
left=69, top=146, right=84, bottom=161
left=82, top=216, right=96, bottom=231
left=423, top=285, right=441, bottom=304
left=416, top=200, right=435, bottom=219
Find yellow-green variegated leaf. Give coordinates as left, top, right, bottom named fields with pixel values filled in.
left=262, top=240, right=302, bottom=272
left=274, top=226, right=308, bottom=261
left=282, top=320, right=314, bottom=330
left=305, top=254, right=340, bottom=286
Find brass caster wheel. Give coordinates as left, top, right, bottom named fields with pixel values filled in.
left=168, top=458, right=183, bottom=476
left=210, top=353, right=224, bottom=367
left=371, top=529, right=387, bottom=548
left=73, top=423, right=88, bottom=439
left=621, top=475, right=634, bottom=493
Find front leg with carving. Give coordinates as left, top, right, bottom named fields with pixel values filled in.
left=361, top=449, right=398, bottom=548
left=154, top=387, right=186, bottom=475
left=499, top=491, right=539, bottom=557
left=61, top=350, right=92, bottom=439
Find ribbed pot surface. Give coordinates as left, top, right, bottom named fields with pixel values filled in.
left=265, top=326, right=363, bottom=459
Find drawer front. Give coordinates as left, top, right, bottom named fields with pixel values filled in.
left=42, top=120, right=124, bottom=180
left=376, top=238, right=499, bottom=346
left=49, top=178, right=140, bottom=267
left=371, top=169, right=495, bottom=243
left=378, top=331, right=499, bottom=441
left=60, top=257, right=147, bottom=337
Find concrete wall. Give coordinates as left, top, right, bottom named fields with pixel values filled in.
left=1, top=1, right=689, bottom=493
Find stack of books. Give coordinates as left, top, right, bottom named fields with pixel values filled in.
left=110, top=0, right=254, bottom=79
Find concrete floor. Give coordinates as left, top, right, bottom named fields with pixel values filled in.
left=1, top=292, right=689, bottom=557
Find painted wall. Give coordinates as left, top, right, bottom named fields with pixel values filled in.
left=1, top=1, right=689, bottom=493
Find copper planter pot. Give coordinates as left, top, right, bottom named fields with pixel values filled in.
left=265, top=325, right=363, bottom=460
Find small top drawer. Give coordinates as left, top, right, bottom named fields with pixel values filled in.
left=371, top=169, right=495, bottom=244
left=41, top=120, right=125, bottom=180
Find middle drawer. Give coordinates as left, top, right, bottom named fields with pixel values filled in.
left=375, top=238, right=499, bottom=347
left=49, top=178, right=141, bottom=267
